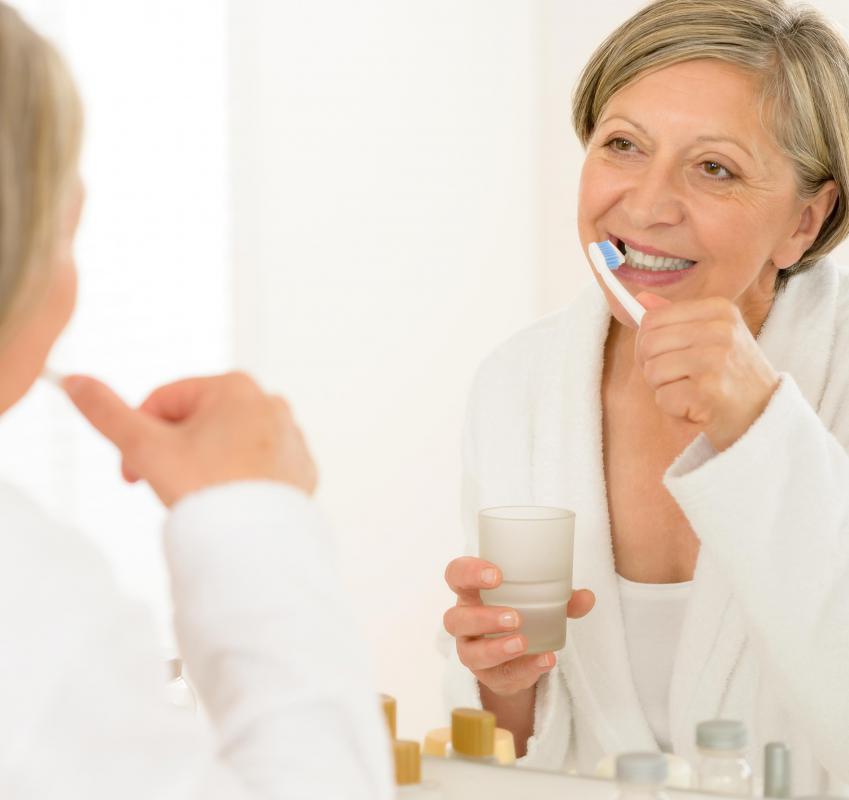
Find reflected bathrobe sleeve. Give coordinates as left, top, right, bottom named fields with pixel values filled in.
left=664, top=374, right=849, bottom=783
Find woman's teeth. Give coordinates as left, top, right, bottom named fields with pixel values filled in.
left=622, top=242, right=695, bottom=271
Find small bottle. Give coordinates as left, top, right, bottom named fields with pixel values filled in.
left=381, top=694, right=397, bottom=739
left=393, top=739, right=444, bottom=798
left=166, top=658, right=197, bottom=712
left=445, top=708, right=497, bottom=764
left=422, top=724, right=515, bottom=764
left=695, top=720, right=752, bottom=796
left=613, top=753, right=670, bottom=800
left=763, top=742, right=791, bottom=798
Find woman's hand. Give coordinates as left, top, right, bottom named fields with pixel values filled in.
left=443, top=556, right=595, bottom=696
left=63, top=371, right=318, bottom=506
left=635, top=292, right=781, bottom=451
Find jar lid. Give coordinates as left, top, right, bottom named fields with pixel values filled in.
left=451, top=708, right=495, bottom=757
left=393, top=739, right=421, bottom=785
left=615, top=752, right=668, bottom=784
left=696, top=719, right=747, bottom=750
left=380, top=694, right=397, bottom=739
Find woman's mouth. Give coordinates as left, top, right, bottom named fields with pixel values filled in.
left=611, top=236, right=696, bottom=271
left=607, top=235, right=698, bottom=288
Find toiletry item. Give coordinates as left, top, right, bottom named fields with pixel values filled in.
left=393, top=739, right=443, bottom=798
left=381, top=694, right=397, bottom=739
left=613, top=753, right=670, bottom=800
left=478, top=506, right=575, bottom=654
left=695, top=720, right=752, bottom=796
left=423, top=725, right=516, bottom=765
left=166, top=658, right=196, bottom=712
left=445, top=708, right=497, bottom=764
left=588, top=240, right=646, bottom=326
left=763, top=742, right=791, bottom=798
left=595, top=752, right=691, bottom=789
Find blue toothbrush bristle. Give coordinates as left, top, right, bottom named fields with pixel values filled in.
left=596, top=240, right=624, bottom=270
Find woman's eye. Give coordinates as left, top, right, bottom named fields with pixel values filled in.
left=701, top=160, right=735, bottom=181
left=606, top=137, right=636, bottom=153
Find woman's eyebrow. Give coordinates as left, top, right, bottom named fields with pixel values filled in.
left=694, top=134, right=753, bottom=159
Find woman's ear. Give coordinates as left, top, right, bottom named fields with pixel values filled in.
left=773, top=179, right=838, bottom=269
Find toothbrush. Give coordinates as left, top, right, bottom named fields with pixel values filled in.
left=40, top=366, right=65, bottom=388
left=588, top=240, right=646, bottom=326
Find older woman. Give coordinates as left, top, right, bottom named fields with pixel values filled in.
left=442, top=0, right=849, bottom=793
left=0, top=5, right=391, bottom=798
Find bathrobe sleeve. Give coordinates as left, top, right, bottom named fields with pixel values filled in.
left=0, top=481, right=393, bottom=800
left=664, top=374, right=849, bottom=781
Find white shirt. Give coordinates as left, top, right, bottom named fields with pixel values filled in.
left=0, top=480, right=393, bottom=800
left=617, top=575, right=692, bottom=753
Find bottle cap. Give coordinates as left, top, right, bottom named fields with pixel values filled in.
left=764, top=742, right=791, bottom=798
left=696, top=719, right=747, bottom=750
left=451, top=708, right=496, bottom=757
left=615, top=752, right=668, bottom=784
left=393, top=739, right=421, bottom=785
left=380, top=694, right=397, bottom=739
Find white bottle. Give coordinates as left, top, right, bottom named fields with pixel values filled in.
left=393, top=739, right=443, bottom=798
left=763, top=741, right=791, bottom=798
left=613, top=752, right=670, bottom=800
left=695, top=720, right=752, bottom=796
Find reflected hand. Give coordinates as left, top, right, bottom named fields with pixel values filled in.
left=63, top=371, right=318, bottom=506
left=443, top=556, right=595, bottom=697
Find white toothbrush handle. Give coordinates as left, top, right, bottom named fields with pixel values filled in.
left=590, top=252, right=646, bottom=326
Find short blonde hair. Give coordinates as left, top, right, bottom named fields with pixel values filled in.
left=0, top=3, right=82, bottom=338
left=572, top=0, right=849, bottom=290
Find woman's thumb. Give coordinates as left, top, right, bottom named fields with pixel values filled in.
left=635, top=291, right=672, bottom=310
left=63, top=375, right=157, bottom=458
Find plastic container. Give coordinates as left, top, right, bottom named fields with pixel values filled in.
left=478, top=506, right=575, bottom=654
left=423, top=725, right=515, bottom=765
left=166, top=658, right=196, bottom=712
left=393, top=739, right=443, bottom=798
left=595, top=752, right=691, bottom=788
left=381, top=694, right=397, bottom=739
left=445, top=708, right=498, bottom=764
left=613, top=752, right=670, bottom=799
left=695, top=720, right=752, bottom=796
left=763, top=741, right=791, bottom=798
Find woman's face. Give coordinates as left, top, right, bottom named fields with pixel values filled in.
left=0, top=177, right=83, bottom=414
left=578, top=59, right=836, bottom=330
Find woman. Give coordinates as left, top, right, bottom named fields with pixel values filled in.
left=442, top=0, right=849, bottom=793
left=0, top=5, right=391, bottom=798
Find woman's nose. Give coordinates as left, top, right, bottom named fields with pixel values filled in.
left=620, top=160, right=685, bottom=229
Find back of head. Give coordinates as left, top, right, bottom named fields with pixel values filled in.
left=0, top=3, right=82, bottom=343
left=572, top=0, right=849, bottom=289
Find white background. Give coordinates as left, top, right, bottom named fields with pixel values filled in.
left=0, top=0, right=847, bottom=742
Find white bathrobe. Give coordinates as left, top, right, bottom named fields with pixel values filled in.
left=0, top=480, right=393, bottom=799
left=444, top=258, right=849, bottom=796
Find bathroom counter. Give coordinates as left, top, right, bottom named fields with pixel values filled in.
left=422, top=755, right=747, bottom=799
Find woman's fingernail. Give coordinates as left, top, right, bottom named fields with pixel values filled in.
left=481, top=568, right=497, bottom=586
left=498, top=612, right=518, bottom=629
left=503, top=637, right=525, bottom=655
left=537, top=653, right=554, bottom=668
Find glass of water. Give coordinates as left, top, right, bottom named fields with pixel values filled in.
left=478, top=506, right=575, bottom=654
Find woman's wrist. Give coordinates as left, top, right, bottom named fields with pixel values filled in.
left=479, top=681, right=537, bottom=757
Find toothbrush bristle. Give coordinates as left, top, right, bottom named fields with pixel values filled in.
left=596, top=240, right=624, bottom=270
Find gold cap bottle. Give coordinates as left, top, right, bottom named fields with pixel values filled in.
left=381, top=694, right=397, bottom=739
left=394, top=739, right=422, bottom=785
left=451, top=708, right=496, bottom=758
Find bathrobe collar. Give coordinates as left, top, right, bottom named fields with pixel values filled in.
left=528, top=260, right=839, bottom=758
